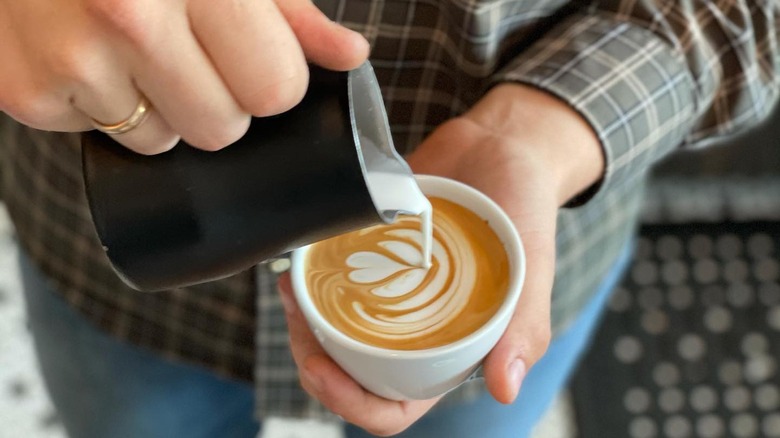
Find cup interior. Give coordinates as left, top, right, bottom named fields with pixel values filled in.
left=291, top=174, right=525, bottom=358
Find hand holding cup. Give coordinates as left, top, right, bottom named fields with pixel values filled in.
left=290, top=175, right=525, bottom=401
left=278, top=82, right=605, bottom=434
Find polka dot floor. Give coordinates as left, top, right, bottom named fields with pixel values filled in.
left=0, top=207, right=65, bottom=438
left=571, top=179, right=780, bottom=438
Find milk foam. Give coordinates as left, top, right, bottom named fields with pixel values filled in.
left=364, top=171, right=432, bottom=267
left=341, top=219, right=475, bottom=340
left=305, top=197, right=509, bottom=350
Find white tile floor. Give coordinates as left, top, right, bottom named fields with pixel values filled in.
left=0, top=208, right=65, bottom=438
left=0, top=204, right=574, bottom=438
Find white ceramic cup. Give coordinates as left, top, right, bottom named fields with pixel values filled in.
left=291, top=174, right=525, bottom=400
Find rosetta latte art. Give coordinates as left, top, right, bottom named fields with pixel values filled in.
left=305, top=197, right=510, bottom=350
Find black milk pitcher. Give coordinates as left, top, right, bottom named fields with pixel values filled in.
left=82, top=62, right=419, bottom=292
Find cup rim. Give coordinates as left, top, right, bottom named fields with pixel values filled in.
left=291, top=174, right=525, bottom=359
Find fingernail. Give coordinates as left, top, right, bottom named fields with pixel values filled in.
left=508, top=358, right=526, bottom=401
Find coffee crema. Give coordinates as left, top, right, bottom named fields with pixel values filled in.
left=304, top=196, right=510, bottom=350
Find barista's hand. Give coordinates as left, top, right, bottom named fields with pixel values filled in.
left=278, top=83, right=604, bottom=435
left=278, top=274, right=442, bottom=436
left=0, top=0, right=368, bottom=154
left=406, top=84, right=603, bottom=407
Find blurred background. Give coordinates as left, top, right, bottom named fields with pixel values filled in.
left=569, top=106, right=780, bottom=438
left=0, top=106, right=778, bottom=437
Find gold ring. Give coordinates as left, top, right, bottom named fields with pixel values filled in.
left=91, top=96, right=152, bottom=135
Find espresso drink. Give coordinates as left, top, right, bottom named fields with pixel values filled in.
left=304, top=197, right=510, bottom=350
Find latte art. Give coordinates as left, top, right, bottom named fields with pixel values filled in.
left=305, top=197, right=510, bottom=350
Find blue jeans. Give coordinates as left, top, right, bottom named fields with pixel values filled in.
left=20, top=252, right=261, bottom=438
left=21, top=246, right=630, bottom=438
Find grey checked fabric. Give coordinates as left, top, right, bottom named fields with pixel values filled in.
left=1, top=0, right=778, bottom=420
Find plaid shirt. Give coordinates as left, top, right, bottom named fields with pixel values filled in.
left=1, top=0, right=778, bottom=420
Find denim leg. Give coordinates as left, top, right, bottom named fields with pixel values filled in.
left=19, top=251, right=261, bottom=438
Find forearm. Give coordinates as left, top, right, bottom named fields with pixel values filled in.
left=462, top=83, right=604, bottom=207
left=490, top=0, right=779, bottom=205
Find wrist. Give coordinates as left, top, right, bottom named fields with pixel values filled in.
left=462, top=83, right=604, bottom=206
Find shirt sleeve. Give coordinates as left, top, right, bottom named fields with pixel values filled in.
left=493, top=0, right=780, bottom=206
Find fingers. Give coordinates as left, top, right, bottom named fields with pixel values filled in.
left=68, top=58, right=180, bottom=155
left=277, top=273, right=329, bottom=371
left=1, top=0, right=369, bottom=154
left=405, top=121, right=561, bottom=407
left=0, top=2, right=91, bottom=132
left=82, top=94, right=180, bottom=155
left=482, top=228, right=556, bottom=404
left=277, top=274, right=439, bottom=436
left=101, top=4, right=251, bottom=152
left=188, top=0, right=309, bottom=117
left=275, top=0, right=370, bottom=71
left=0, top=2, right=180, bottom=153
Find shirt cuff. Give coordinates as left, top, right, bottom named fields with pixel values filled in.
left=493, top=13, right=697, bottom=207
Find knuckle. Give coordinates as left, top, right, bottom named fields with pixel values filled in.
left=530, top=325, right=552, bottom=360
left=186, top=115, right=250, bottom=151
left=325, top=403, right=350, bottom=421
left=298, top=378, right=314, bottom=396
left=129, top=134, right=180, bottom=156
left=365, top=423, right=408, bottom=437
left=297, top=374, right=320, bottom=399
left=313, top=394, right=367, bottom=428
left=46, top=43, right=104, bottom=88
left=358, top=408, right=411, bottom=436
left=246, top=66, right=308, bottom=117
left=85, top=0, right=150, bottom=48
left=1, top=88, right=63, bottom=129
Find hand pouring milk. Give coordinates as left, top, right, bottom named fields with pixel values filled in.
left=81, top=61, right=432, bottom=291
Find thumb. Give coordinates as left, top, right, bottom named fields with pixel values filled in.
left=482, top=231, right=555, bottom=404
left=274, top=0, right=370, bottom=71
